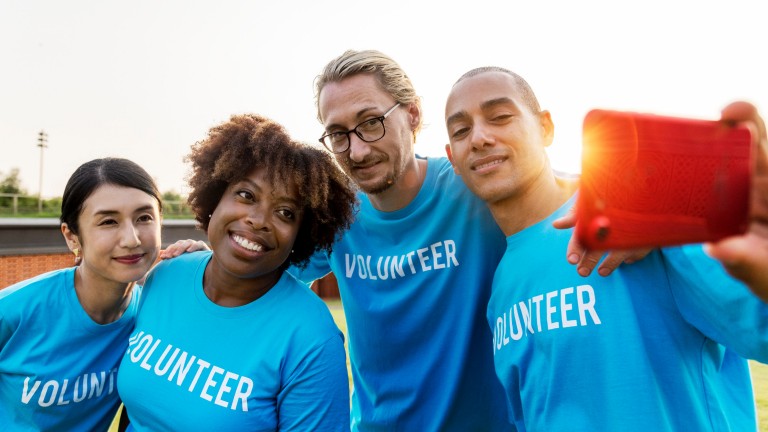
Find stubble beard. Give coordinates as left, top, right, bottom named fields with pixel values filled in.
left=341, top=156, right=403, bottom=196
left=359, top=173, right=398, bottom=195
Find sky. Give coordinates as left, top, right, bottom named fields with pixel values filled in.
left=1, top=0, right=766, bottom=198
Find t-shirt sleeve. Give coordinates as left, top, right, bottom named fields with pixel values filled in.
left=0, top=312, right=11, bottom=352
left=276, top=333, right=350, bottom=431
left=0, top=292, right=19, bottom=352
left=286, top=251, right=332, bottom=286
left=661, top=243, right=768, bottom=362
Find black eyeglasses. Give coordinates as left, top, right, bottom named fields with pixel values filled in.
left=319, top=102, right=401, bottom=153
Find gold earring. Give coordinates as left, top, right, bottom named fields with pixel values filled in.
left=73, top=248, right=82, bottom=265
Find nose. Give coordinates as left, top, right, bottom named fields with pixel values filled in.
left=347, top=133, right=372, bottom=163
left=245, top=207, right=271, bottom=231
left=469, top=122, right=495, bottom=150
left=121, top=223, right=142, bottom=248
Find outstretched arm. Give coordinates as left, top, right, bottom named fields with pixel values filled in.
left=705, top=101, right=768, bottom=301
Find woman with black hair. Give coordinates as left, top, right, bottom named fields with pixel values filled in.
left=0, top=158, right=163, bottom=431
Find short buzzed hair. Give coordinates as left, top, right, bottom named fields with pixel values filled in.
left=454, top=66, right=542, bottom=114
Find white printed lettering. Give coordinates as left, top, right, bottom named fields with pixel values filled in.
left=201, top=366, right=225, bottom=402
left=233, top=376, right=253, bottom=411
left=493, top=284, right=602, bottom=352
left=216, top=372, right=239, bottom=408
left=561, top=287, right=577, bottom=328
left=140, top=339, right=162, bottom=371
left=21, top=377, right=40, bottom=404
left=546, top=290, right=560, bottom=330
left=577, top=285, right=601, bottom=325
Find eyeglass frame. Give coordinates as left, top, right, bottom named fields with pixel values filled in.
left=318, top=102, right=401, bottom=153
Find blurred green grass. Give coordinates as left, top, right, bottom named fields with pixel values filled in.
left=110, top=300, right=768, bottom=430
left=752, top=361, right=768, bottom=431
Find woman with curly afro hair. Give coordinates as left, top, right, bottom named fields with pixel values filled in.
left=117, top=114, right=357, bottom=432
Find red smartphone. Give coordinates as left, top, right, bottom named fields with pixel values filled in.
left=576, top=109, right=753, bottom=250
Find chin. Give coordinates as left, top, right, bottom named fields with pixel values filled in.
left=361, top=182, right=394, bottom=195
left=471, top=185, right=506, bottom=204
left=115, top=275, right=144, bottom=285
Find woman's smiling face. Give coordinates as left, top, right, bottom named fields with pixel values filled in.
left=206, top=166, right=303, bottom=281
left=70, top=184, right=161, bottom=286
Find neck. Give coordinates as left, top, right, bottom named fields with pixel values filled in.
left=368, top=157, right=427, bottom=212
left=488, top=171, right=578, bottom=237
left=73, top=267, right=134, bottom=325
left=203, top=259, right=282, bottom=307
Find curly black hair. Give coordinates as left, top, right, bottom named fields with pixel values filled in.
left=186, top=113, right=358, bottom=269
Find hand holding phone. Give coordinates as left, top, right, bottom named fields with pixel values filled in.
left=576, top=109, right=753, bottom=250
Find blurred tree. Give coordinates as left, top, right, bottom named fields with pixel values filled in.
left=162, top=190, right=182, bottom=202
left=0, top=168, right=37, bottom=214
left=0, top=168, right=26, bottom=194
left=161, top=190, right=190, bottom=216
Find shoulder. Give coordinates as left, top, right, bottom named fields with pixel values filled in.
left=424, top=156, right=485, bottom=200
left=0, top=268, right=74, bottom=325
left=141, top=251, right=210, bottom=298
left=150, top=250, right=211, bottom=275
left=0, top=267, right=73, bottom=302
left=427, top=156, right=459, bottom=182
left=277, top=273, right=340, bottom=336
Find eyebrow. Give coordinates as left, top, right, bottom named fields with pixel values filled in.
left=481, top=97, right=516, bottom=111
left=237, top=178, right=300, bottom=206
left=324, top=106, right=381, bottom=132
left=92, top=204, right=156, bottom=216
left=446, top=97, right=517, bottom=127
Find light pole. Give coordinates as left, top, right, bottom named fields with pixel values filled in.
left=37, top=130, right=48, bottom=213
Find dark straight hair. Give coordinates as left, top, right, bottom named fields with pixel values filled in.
left=60, top=157, right=162, bottom=235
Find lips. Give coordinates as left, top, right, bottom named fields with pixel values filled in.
left=472, top=155, right=507, bottom=172
left=114, top=254, right=145, bottom=264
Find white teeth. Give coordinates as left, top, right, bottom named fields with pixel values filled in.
left=476, top=159, right=503, bottom=170
left=233, top=235, right=263, bottom=252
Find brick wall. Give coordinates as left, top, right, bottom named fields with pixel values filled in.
left=1, top=253, right=73, bottom=289
left=0, top=252, right=341, bottom=300
left=311, top=272, right=340, bottom=299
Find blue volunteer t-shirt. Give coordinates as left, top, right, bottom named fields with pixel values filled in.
left=295, top=157, right=513, bottom=431
left=117, top=251, right=349, bottom=432
left=0, top=267, right=139, bottom=431
left=489, top=194, right=768, bottom=431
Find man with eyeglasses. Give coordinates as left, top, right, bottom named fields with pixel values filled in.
left=295, top=49, right=641, bottom=431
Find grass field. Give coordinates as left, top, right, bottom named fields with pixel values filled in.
left=752, top=360, right=768, bottom=430
left=110, top=300, right=768, bottom=430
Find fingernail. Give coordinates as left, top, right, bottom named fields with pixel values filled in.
left=568, top=254, right=580, bottom=264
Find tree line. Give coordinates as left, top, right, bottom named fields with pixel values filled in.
left=0, top=168, right=192, bottom=217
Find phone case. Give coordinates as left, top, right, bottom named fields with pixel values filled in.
left=576, top=109, right=753, bottom=250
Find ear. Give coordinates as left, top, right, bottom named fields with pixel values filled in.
left=61, top=223, right=80, bottom=252
left=445, top=144, right=461, bottom=175
left=406, top=102, right=421, bottom=132
left=540, top=110, right=555, bottom=148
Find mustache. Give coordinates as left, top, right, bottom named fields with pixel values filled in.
left=348, top=155, right=385, bottom=169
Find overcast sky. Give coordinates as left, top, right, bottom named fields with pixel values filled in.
left=2, top=0, right=765, bottom=198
